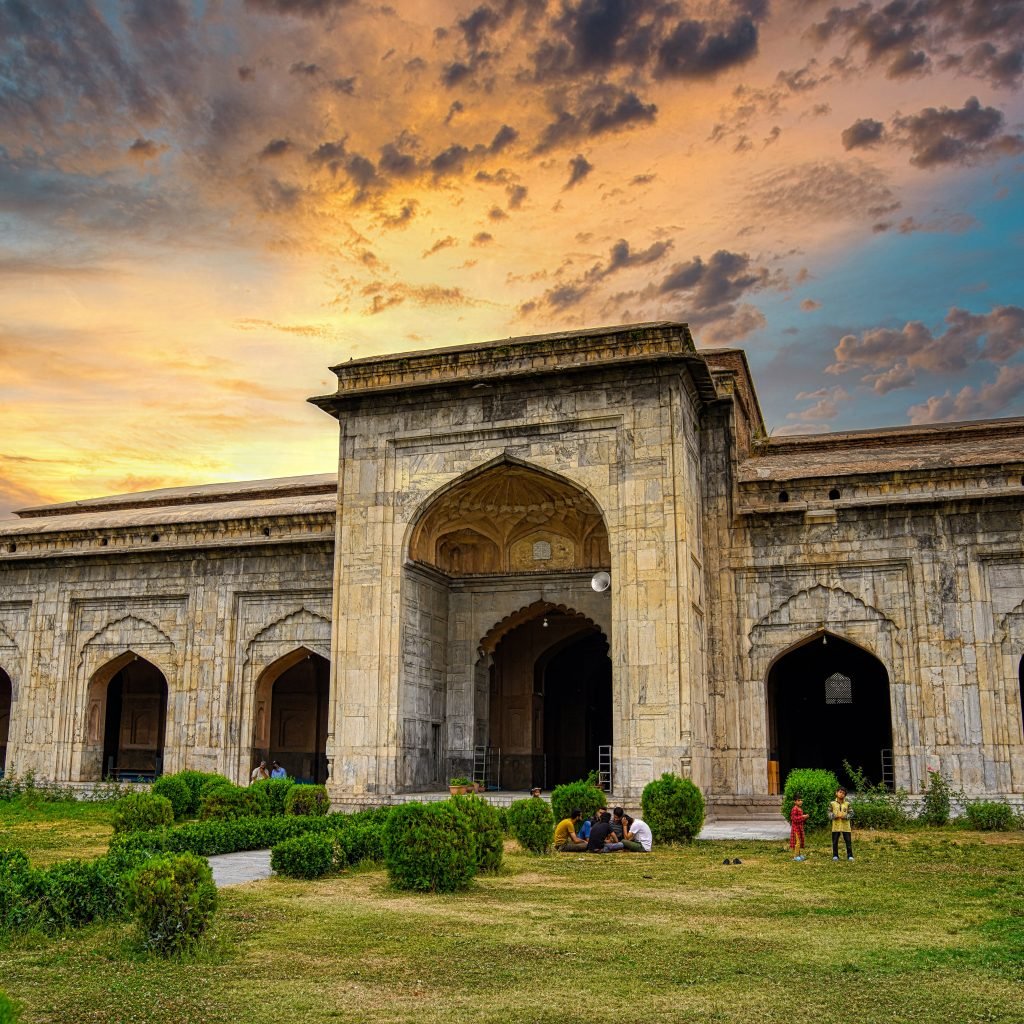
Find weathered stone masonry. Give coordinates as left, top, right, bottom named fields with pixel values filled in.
left=1, top=322, right=1022, bottom=807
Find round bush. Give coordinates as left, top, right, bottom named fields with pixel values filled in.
left=383, top=802, right=477, bottom=892
left=285, top=784, right=330, bottom=817
left=963, top=800, right=1016, bottom=831
left=170, top=771, right=230, bottom=816
left=128, top=853, right=218, bottom=956
left=113, top=792, right=175, bottom=834
left=250, top=777, right=295, bottom=815
left=271, top=833, right=337, bottom=879
left=199, top=782, right=248, bottom=821
left=781, top=768, right=840, bottom=831
left=0, top=991, right=20, bottom=1024
left=641, top=773, right=705, bottom=843
left=506, top=797, right=554, bottom=854
left=151, top=775, right=191, bottom=820
left=550, top=778, right=606, bottom=827
left=0, top=850, right=41, bottom=932
left=449, top=794, right=503, bottom=874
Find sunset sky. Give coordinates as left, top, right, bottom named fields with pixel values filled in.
left=2, top=0, right=1023, bottom=516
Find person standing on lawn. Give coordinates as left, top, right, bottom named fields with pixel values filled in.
left=790, top=794, right=809, bottom=860
left=250, top=760, right=269, bottom=783
left=829, top=787, right=854, bottom=861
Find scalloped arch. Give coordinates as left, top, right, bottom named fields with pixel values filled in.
left=248, top=607, right=331, bottom=648
left=995, top=597, right=1024, bottom=644
left=479, top=600, right=603, bottom=655
left=752, top=584, right=896, bottom=634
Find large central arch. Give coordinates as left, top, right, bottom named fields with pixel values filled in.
left=399, top=457, right=613, bottom=791
left=0, top=667, right=11, bottom=775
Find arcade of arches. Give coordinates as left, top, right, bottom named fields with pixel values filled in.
left=0, top=668, right=10, bottom=774
left=253, top=650, right=329, bottom=784
left=484, top=609, right=611, bottom=790
left=767, top=632, right=893, bottom=792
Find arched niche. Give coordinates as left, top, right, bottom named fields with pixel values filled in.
left=0, top=667, right=11, bottom=775
left=252, top=648, right=329, bottom=784
left=409, top=459, right=610, bottom=576
left=83, top=652, right=168, bottom=781
left=766, top=630, right=893, bottom=792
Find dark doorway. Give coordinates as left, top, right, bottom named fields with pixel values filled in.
left=102, top=657, right=167, bottom=780
left=767, top=633, right=892, bottom=790
left=0, top=668, right=11, bottom=775
left=267, top=653, right=329, bottom=784
left=541, top=630, right=612, bottom=787
left=1019, top=656, right=1023, bottom=741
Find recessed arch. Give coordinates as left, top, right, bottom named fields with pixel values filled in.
left=83, top=652, right=168, bottom=781
left=0, top=667, right=11, bottom=775
left=766, top=630, right=893, bottom=791
left=1019, top=655, right=1024, bottom=741
left=408, top=457, right=610, bottom=576
left=252, top=647, right=329, bottom=784
left=487, top=606, right=611, bottom=789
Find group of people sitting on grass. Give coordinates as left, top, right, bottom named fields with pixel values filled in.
left=554, top=805, right=652, bottom=853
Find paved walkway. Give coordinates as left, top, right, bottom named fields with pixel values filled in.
left=205, top=818, right=789, bottom=886
left=207, top=849, right=273, bottom=887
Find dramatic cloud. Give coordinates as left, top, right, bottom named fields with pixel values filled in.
left=809, top=0, right=1024, bottom=88
left=536, top=84, right=657, bottom=151
left=908, top=364, right=1024, bottom=423
left=827, top=305, right=1024, bottom=393
left=891, top=97, right=1024, bottom=168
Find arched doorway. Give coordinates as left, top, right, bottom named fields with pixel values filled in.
left=1018, top=656, right=1023, bottom=740
left=489, top=609, right=612, bottom=790
left=767, top=632, right=893, bottom=790
left=0, top=668, right=11, bottom=775
left=253, top=650, right=329, bottom=784
left=100, top=655, right=168, bottom=780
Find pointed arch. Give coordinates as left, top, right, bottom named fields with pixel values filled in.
left=81, top=651, right=168, bottom=781
left=408, top=456, right=610, bottom=576
left=252, top=646, right=329, bottom=784
left=753, top=584, right=897, bottom=634
left=0, top=666, right=11, bottom=775
left=479, top=600, right=601, bottom=655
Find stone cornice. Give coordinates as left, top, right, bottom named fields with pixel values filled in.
left=309, top=322, right=712, bottom=414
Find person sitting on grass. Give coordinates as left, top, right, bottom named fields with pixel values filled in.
left=587, top=811, right=624, bottom=853
left=621, top=813, right=652, bottom=852
left=610, top=807, right=626, bottom=841
left=554, top=808, right=589, bottom=852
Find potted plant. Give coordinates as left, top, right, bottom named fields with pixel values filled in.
left=473, top=780, right=486, bottom=794
left=449, top=776, right=473, bottom=796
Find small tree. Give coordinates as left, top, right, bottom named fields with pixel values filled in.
left=506, top=797, right=554, bottom=854
left=641, top=774, right=705, bottom=843
left=919, top=771, right=951, bottom=826
left=781, top=768, right=839, bottom=831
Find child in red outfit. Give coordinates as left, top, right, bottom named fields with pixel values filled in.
left=790, top=795, right=809, bottom=860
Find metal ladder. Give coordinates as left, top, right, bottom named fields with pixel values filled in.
left=880, top=748, right=895, bottom=790
left=474, top=746, right=499, bottom=790
left=597, top=745, right=612, bottom=792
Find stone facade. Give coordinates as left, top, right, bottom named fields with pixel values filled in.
left=1, top=322, right=1023, bottom=807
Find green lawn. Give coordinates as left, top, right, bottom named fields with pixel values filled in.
left=0, top=800, right=114, bottom=866
left=1, top=807, right=1022, bottom=1024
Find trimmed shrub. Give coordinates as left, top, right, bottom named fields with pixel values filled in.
left=383, top=802, right=477, bottom=892
left=271, top=833, right=338, bottom=879
left=0, top=991, right=19, bottom=1024
left=963, top=800, right=1016, bottom=831
left=550, top=778, right=606, bottom=828
left=250, top=777, right=295, bottom=816
left=495, top=805, right=511, bottom=836
left=506, top=797, right=554, bottom=854
left=0, top=850, right=41, bottom=932
left=641, top=773, right=705, bottom=843
left=920, top=771, right=951, bottom=826
left=842, top=761, right=909, bottom=830
left=199, top=782, right=270, bottom=821
left=113, top=792, right=174, bottom=834
left=336, top=808, right=389, bottom=865
left=450, top=794, right=504, bottom=874
left=285, top=784, right=329, bottom=817
left=151, top=775, right=192, bottom=820
left=128, top=853, right=217, bottom=956
left=781, top=768, right=840, bottom=831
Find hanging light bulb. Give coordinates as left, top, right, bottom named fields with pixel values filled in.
left=542, top=617, right=549, bottom=628
left=822, top=633, right=828, bottom=646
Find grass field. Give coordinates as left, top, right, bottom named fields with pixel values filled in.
left=0, top=800, right=114, bottom=866
left=2, top=804, right=1023, bottom=1024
